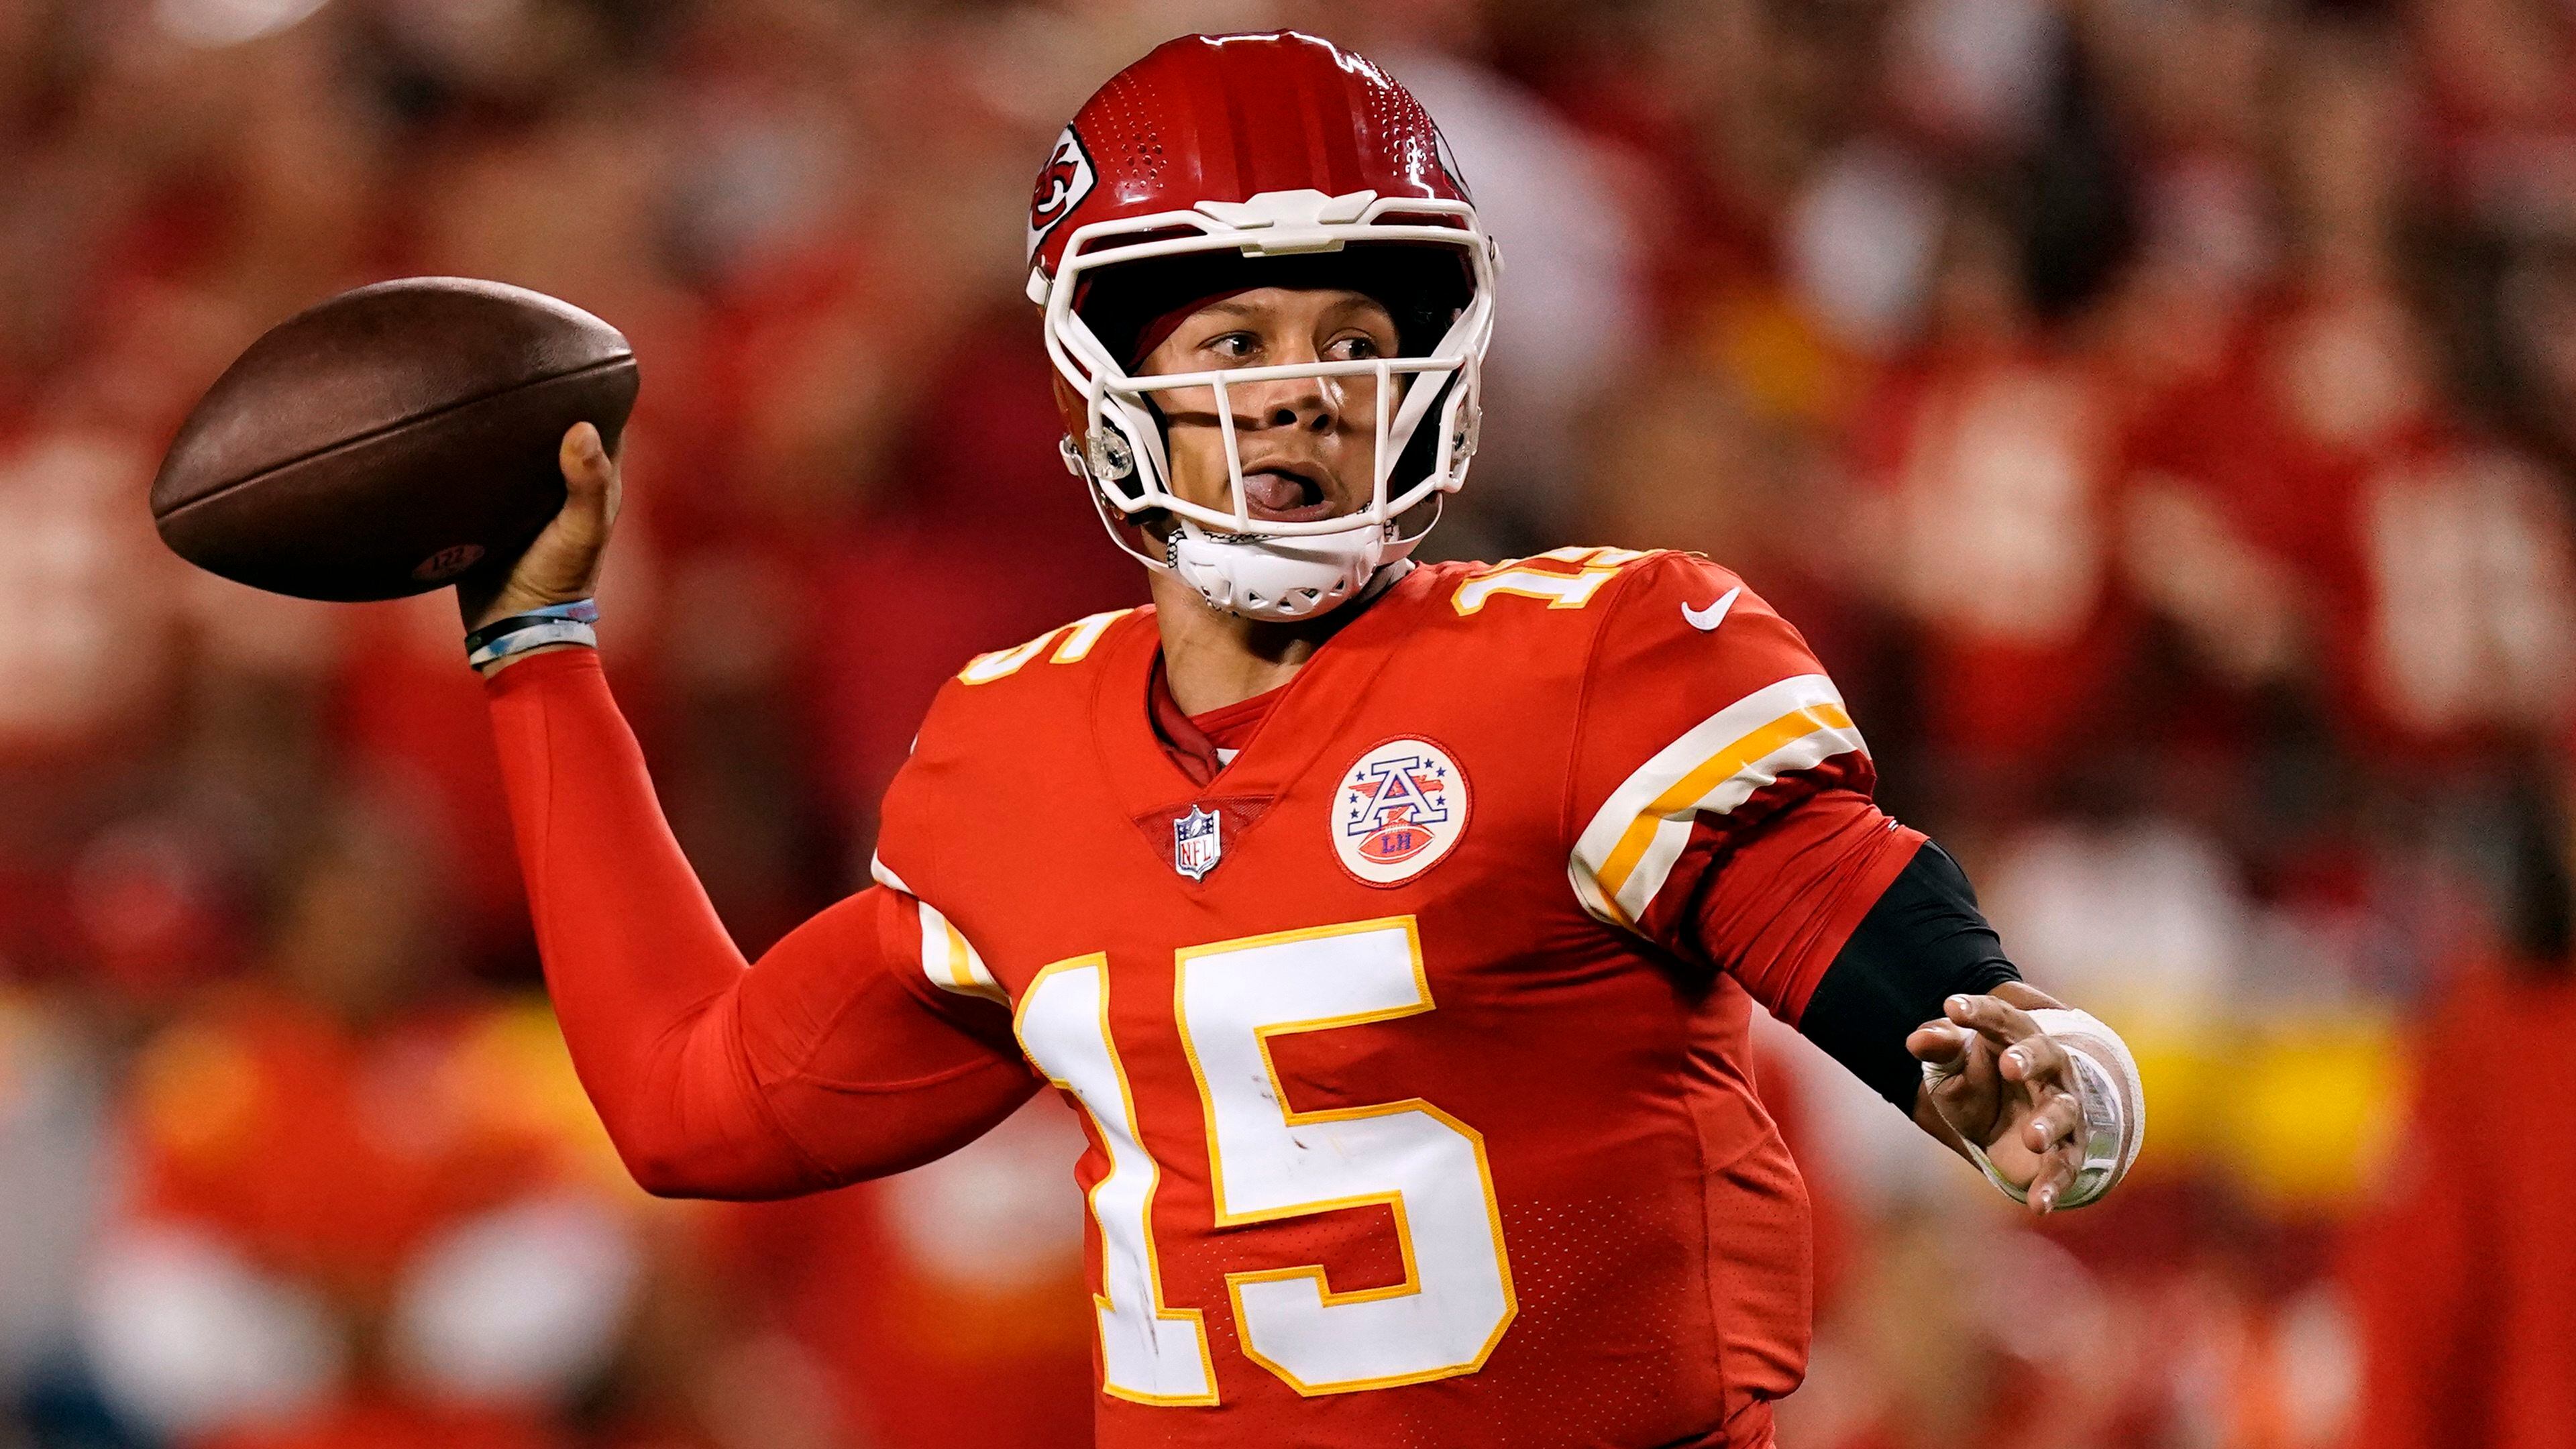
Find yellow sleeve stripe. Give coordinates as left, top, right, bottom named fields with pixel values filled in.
left=1568, top=674, right=1866, bottom=930
left=914, top=898, right=1008, bottom=1004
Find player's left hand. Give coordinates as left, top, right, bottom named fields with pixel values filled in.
left=1907, top=989, right=2089, bottom=1214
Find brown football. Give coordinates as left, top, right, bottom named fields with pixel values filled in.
left=152, top=276, right=639, bottom=602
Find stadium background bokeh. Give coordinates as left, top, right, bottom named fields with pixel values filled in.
left=3, top=1, right=2572, bottom=1445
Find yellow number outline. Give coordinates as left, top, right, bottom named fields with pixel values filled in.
left=1450, top=546, right=1648, bottom=616
left=958, top=608, right=1134, bottom=684
left=1171, top=915, right=1518, bottom=1397
left=1015, top=954, right=1219, bottom=1406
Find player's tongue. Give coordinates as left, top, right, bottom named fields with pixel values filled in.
left=1242, top=467, right=1322, bottom=518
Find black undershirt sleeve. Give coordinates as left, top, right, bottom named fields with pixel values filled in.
left=1796, top=839, right=2021, bottom=1112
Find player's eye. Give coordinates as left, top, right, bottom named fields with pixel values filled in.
left=1204, top=332, right=1258, bottom=361
left=1326, top=332, right=1384, bottom=361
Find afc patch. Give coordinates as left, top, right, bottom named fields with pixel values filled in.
left=1332, top=737, right=1469, bottom=886
left=1173, top=803, right=1222, bottom=881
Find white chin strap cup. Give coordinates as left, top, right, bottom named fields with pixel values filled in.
left=1169, top=517, right=1397, bottom=622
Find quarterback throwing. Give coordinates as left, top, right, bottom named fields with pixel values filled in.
left=460, top=32, right=2146, bottom=1449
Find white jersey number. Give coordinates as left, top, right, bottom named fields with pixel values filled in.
left=1016, top=956, right=1218, bottom=1405
left=1015, top=916, right=1515, bottom=1403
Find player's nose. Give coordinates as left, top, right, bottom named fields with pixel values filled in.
left=1237, top=369, right=1336, bottom=433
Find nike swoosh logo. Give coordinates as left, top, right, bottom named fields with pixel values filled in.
left=1681, top=587, right=1741, bottom=633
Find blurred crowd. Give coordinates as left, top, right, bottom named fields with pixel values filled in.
left=3, top=0, right=2575, bottom=1446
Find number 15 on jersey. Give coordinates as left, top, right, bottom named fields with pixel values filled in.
left=1013, top=916, right=1517, bottom=1403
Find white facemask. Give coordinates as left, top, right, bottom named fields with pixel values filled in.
left=1036, top=189, right=1499, bottom=623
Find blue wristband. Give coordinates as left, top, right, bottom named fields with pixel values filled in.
left=466, top=599, right=599, bottom=669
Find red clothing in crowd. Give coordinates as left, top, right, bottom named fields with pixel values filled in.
left=117, top=988, right=612, bottom=1449
left=125, top=989, right=584, bottom=1287
left=2122, top=288, right=2576, bottom=764
left=1847, top=343, right=2141, bottom=785
left=2349, top=958, right=2576, bottom=1449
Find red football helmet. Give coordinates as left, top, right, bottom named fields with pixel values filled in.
left=1028, top=32, right=1499, bottom=619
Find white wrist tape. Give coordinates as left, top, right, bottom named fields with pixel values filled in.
left=1934, top=1007, right=2145, bottom=1210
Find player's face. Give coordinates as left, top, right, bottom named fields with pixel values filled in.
left=1137, top=287, right=1401, bottom=525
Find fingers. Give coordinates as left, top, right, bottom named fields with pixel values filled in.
left=1914, top=1022, right=2006, bottom=1146
left=1943, top=993, right=2045, bottom=1056
left=2025, top=1132, right=2084, bottom=1215
left=460, top=425, right=621, bottom=633
left=2010, top=1051, right=2086, bottom=1215
left=2023, top=1083, right=2084, bottom=1155
left=1998, top=1028, right=2073, bottom=1091
left=559, top=423, right=621, bottom=533
left=559, top=421, right=602, bottom=490
left=1906, top=1020, right=1970, bottom=1065
left=1933, top=995, right=2099, bottom=1214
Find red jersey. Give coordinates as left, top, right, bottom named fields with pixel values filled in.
left=864, top=548, right=1919, bottom=1446
left=485, top=545, right=1921, bottom=1448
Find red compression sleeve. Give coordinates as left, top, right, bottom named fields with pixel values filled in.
left=486, top=649, right=1037, bottom=1200
left=1656, top=788, right=1925, bottom=1024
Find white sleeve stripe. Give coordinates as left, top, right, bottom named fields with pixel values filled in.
left=1568, top=674, right=1867, bottom=930
left=876, top=858, right=1006, bottom=1002
left=916, top=898, right=1006, bottom=1003
left=1599, top=727, right=1862, bottom=925
left=868, top=853, right=912, bottom=894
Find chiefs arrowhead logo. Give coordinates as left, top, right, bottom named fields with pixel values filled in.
left=1027, top=126, right=1096, bottom=260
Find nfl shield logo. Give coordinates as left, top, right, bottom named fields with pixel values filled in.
left=1173, top=804, right=1223, bottom=881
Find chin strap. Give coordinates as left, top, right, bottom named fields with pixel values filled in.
left=1166, top=517, right=1405, bottom=621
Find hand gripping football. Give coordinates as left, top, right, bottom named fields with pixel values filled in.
left=151, top=276, right=639, bottom=602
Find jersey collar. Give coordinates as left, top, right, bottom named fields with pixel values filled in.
left=1088, top=566, right=1433, bottom=881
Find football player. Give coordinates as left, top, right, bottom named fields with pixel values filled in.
left=459, top=32, right=2145, bottom=1448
